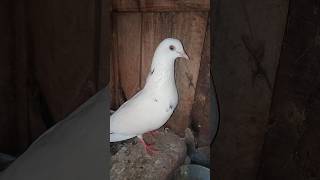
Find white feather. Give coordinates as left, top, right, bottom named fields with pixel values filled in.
left=110, top=38, right=189, bottom=142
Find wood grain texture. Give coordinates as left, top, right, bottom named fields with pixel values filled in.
left=257, top=1, right=320, bottom=178
left=112, top=0, right=210, bottom=12
left=166, top=12, right=208, bottom=136
left=212, top=0, right=289, bottom=179
left=115, top=13, right=142, bottom=99
left=190, top=23, right=212, bottom=147
left=140, top=12, right=173, bottom=88
left=110, top=14, right=125, bottom=109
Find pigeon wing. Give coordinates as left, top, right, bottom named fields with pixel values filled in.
left=110, top=90, right=167, bottom=136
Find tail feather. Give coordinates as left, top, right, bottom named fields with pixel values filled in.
left=110, top=133, right=136, bottom=142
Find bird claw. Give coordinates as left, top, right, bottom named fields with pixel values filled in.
left=144, top=144, right=159, bottom=155
left=147, top=130, right=160, bottom=137
left=138, top=137, right=158, bottom=155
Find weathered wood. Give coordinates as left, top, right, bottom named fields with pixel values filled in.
left=97, top=0, right=111, bottom=89
left=114, top=12, right=142, bottom=100
left=190, top=23, right=212, bottom=147
left=112, top=0, right=210, bottom=12
left=257, top=0, right=320, bottom=179
left=212, top=0, right=289, bottom=179
left=140, top=12, right=173, bottom=88
left=166, top=12, right=208, bottom=136
left=110, top=14, right=124, bottom=109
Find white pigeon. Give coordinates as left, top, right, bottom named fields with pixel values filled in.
left=110, top=38, right=189, bottom=154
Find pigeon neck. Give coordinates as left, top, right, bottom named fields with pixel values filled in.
left=143, top=56, right=176, bottom=90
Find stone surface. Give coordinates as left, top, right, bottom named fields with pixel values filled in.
left=110, top=129, right=187, bottom=180
left=184, top=128, right=210, bottom=168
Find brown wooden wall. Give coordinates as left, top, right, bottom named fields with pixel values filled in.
left=110, top=0, right=211, bottom=140
left=257, top=0, right=320, bottom=179
left=212, top=0, right=289, bottom=179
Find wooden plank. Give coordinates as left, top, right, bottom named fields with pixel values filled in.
left=190, top=22, right=212, bottom=147
left=140, top=12, right=173, bottom=88
left=211, top=0, right=289, bottom=179
left=97, top=0, right=111, bottom=89
left=115, top=12, right=142, bottom=100
left=257, top=1, right=320, bottom=178
left=110, top=13, right=123, bottom=109
left=112, top=0, right=210, bottom=12
left=166, top=12, right=208, bottom=136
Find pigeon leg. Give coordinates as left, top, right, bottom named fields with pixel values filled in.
left=148, top=130, right=160, bottom=137
left=137, top=135, right=158, bottom=155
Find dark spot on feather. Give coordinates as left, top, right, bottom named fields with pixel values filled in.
left=166, top=104, right=173, bottom=112
left=151, top=68, right=155, bottom=75
left=154, top=98, right=158, bottom=102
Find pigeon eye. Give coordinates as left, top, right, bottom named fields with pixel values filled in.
left=169, top=45, right=175, bottom=51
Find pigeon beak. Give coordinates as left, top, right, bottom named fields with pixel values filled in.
left=178, top=51, right=190, bottom=60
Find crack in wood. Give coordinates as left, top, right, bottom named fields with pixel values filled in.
left=185, top=72, right=195, bottom=89
left=242, top=35, right=272, bottom=91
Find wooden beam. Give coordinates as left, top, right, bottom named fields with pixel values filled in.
left=112, top=0, right=210, bottom=12
left=114, top=13, right=142, bottom=100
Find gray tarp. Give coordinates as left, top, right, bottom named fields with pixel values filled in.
left=0, top=87, right=108, bottom=180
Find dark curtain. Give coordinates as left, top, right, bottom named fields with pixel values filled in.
left=0, top=0, right=108, bottom=156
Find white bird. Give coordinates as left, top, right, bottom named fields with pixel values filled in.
left=110, top=38, right=189, bottom=154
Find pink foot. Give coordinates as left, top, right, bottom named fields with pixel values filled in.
left=138, top=137, right=158, bottom=155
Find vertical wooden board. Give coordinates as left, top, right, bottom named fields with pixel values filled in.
left=166, top=12, right=208, bottom=136
left=212, top=0, right=289, bottom=179
left=110, top=14, right=125, bottom=109
left=97, top=1, right=111, bottom=89
left=258, top=1, right=320, bottom=178
left=140, top=12, right=173, bottom=88
left=190, top=23, right=212, bottom=147
left=115, top=13, right=142, bottom=100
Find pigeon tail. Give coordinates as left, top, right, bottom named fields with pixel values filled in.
left=110, top=132, right=136, bottom=142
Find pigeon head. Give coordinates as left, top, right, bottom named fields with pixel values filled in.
left=155, top=38, right=190, bottom=61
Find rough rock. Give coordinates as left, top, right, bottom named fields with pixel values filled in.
left=184, top=128, right=210, bottom=167
left=110, top=128, right=187, bottom=180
